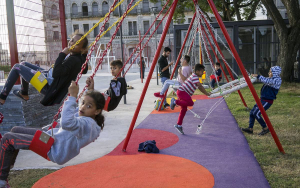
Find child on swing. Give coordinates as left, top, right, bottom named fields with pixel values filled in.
left=0, top=80, right=104, bottom=188
left=169, top=64, right=210, bottom=135
left=0, top=32, right=89, bottom=106
left=154, top=55, right=192, bottom=98
left=95, top=60, right=127, bottom=111
left=209, top=62, right=222, bottom=89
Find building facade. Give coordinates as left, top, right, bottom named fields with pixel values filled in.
left=43, top=0, right=194, bottom=66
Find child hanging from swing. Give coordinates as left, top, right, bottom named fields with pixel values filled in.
left=86, top=60, right=127, bottom=112
left=0, top=32, right=89, bottom=106
left=0, top=80, right=104, bottom=188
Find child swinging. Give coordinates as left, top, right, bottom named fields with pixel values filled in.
left=0, top=32, right=89, bottom=106
left=0, top=80, right=105, bottom=187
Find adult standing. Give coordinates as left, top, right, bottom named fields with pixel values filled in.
left=138, top=57, right=146, bottom=79
left=158, top=47, right=173, bottom=108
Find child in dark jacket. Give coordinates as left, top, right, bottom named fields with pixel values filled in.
left=0, top=33, right=89, bottom=106
left=242, top=66, right=282, bottom=135
left=0, top=80, right=104, bottom=188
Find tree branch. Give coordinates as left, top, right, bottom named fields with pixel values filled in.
left=247, top=0, right=260, bottom=20
left=281, top=0, right=300, bottom=26
left=239, top=0, right=254, bottom=8
left=233, top=0, right=242, bottom=20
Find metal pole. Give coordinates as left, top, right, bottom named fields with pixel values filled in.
left=122, top=0, right=178, bottom=151
left=157, top=12, right=196, bottom=111
left=155, top=12, right=159, bottom=85
left=119, top=1, right=126, bottom=104
left=206, top=0, right=284, bottom=153
left=59, top=0, right=68, bottom=48
left=6, top=0, right=20, bottom=84
left=139, top=30, right=143, bottom=83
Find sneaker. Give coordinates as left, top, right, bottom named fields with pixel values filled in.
left=0, top=180, right=10, bottom=188
left=154, top=92, right=164, bottom=98
left=170, top=98, right=176, bottom=110
left=174, top=124, right=184, bottom=134
left=164, top=103, right=170, bottom=108
left=241, top=127, right=253, bottom=134
left=258, top=128, right=270, bottom=136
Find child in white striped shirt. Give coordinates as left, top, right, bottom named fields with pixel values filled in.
left=170, top=64, right=210, bottom=134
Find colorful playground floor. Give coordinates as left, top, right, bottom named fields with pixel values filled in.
left=33, top=95, right=270, bottom=188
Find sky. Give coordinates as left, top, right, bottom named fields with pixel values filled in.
left=0, top=1, right=267, bottom=54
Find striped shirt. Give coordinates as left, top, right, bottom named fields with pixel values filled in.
left=178, top=73, right=200, bottom=96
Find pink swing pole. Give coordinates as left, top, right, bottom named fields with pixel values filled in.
left=206, top=0, right=284, bottom=153
left=122, top=0, right=179, bottom=151
left=139, top=30, right=143, bottom=83
left=198, top=12, right=248, bottom=109
left=157, top=12, right=197, bottom=111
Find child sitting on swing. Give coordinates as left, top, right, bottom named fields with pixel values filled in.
left=209, top=63, right=222, bottom=89
left=0, top=80, right=104, bottom=188
left=0, top=32, right=89, bottom=106
left=86, top=60, right=127, bottom=112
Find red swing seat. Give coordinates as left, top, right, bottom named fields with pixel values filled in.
left=29, top=121, right=57, bottom=160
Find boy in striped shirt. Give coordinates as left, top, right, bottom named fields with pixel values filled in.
left=170, top=64, right=210, bottom=134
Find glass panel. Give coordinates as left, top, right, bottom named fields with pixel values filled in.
left=82, top=3, right=88, bottom=16
left=156, top=20, right=163, bottom=34
left=72, top=4, right=78, bottom=15
left=104, top=23, right=110, bottom=37
left=83, top=24, right=89, bottom=33
left=239, top=44, right=254, bottom=63
left=93, top=24, right=99, bottom=37
left=102, top=1, right=109, bottom=15
left=73, top=24, right=79, bottom=32
left=128, top=22, right=133, bottom=35
left=143, top=21, right=149, bottom=34
left=238, top=26, right=254, bottom=44
left=53, top=31, right=59, bottom=40
left=92, top=2, right=98, bottom=16
left=155, top=2, right=162, bottom=11
left=142, top=0, right=150, bottom=13
left=257, top=26, right=272, bottom=44
left=51, top=5, right=57, bottom=18
left=133, top=21, right=137, bottom=35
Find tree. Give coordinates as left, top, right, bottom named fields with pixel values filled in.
left=261, top=0, right=300, bottom=82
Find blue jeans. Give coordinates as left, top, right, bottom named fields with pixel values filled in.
left=249, top=99, right=272, bottom=129
left=160, top=77, right=169, bottom=105
left=0, top=62, right=48, bottom=100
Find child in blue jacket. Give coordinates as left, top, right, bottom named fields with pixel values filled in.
left=242, top=66, right=282, bottom=136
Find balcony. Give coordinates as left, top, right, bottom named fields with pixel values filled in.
left=70, top=12, right=106, bottom=19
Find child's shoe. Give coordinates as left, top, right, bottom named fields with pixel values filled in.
left=154, top=92, right=164, bottom=98
left=258, top=128, right=269, bottom=136
left=170, top=98, right=176, bottom=110
left=0, top=180, right=10, bottom=188
left=241, top=127, right=253, bottom=134
left=164, top=103, right=170, bottom=108
left=174, top=124, right=184, bottom=134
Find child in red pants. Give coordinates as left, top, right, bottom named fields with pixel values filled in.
left=170, top=64, right=210, bottom=134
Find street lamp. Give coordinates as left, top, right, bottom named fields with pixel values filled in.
left=151, top=7, right=159, bottom=85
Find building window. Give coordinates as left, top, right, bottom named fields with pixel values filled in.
left=102, top=1, right=109, bottom=15
left=128, top=21, right=137, bottom=35
left=127, top=0, right=137, bottom=14
left=51, top=4, right=57, bottom=19
left=53, top=31, right=59, bottom=40
left=83, top=24, right=89, bottom=34
left=155, top=2, right=162, bottom=11
left=73, top=24, right=79, bottom=32
left=104, top=23, right=110, bottom=37
left=82, top=2, right=88, bottom=16
left=188, top=18, right=192, bottom=23
left=143, top=21, right=149, bottom=34
left=72, top=3, right=78, bottom=16
left=92, top=2, right=98, bottom=16
left=142, top=0, right=150, bottom=13
left=93, top=24, right=99, bottom=37
left=156, top=20, right=163, bottom=34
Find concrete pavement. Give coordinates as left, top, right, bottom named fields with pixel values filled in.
left=13, top=72, right=165, bottom=169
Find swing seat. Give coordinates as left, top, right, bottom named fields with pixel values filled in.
left=30, top=71, right=48, bottom=92
left=102, top=95, right=111, bottom=112
left=29, top=122, right=57, bottom=160
left=210, top=75, right=222, bottom=82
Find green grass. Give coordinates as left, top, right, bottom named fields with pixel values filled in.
left=7, top=83, right=300, bottom=188
left=224, top=82, right=300, bottom=187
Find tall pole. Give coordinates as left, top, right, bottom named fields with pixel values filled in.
left=122, top=0, right=178, bottom=151
left=59, top=0, right=67, bottom=48
left=139, top=30, right=143, bottom=83
left=6, top=0, right=20, bottom=84
left=158, top=12, right=196, bottom=111
left=206, top=0, right=284, bottom=153
left=154, top=11, right=159, bottom=85
left=119, top=0, right=126, bottom=104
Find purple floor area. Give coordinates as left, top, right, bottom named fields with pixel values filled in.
left=136, top=98, right=270, bottom=188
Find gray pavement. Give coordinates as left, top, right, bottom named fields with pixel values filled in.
left=13, top=71, right=165, bottom=170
